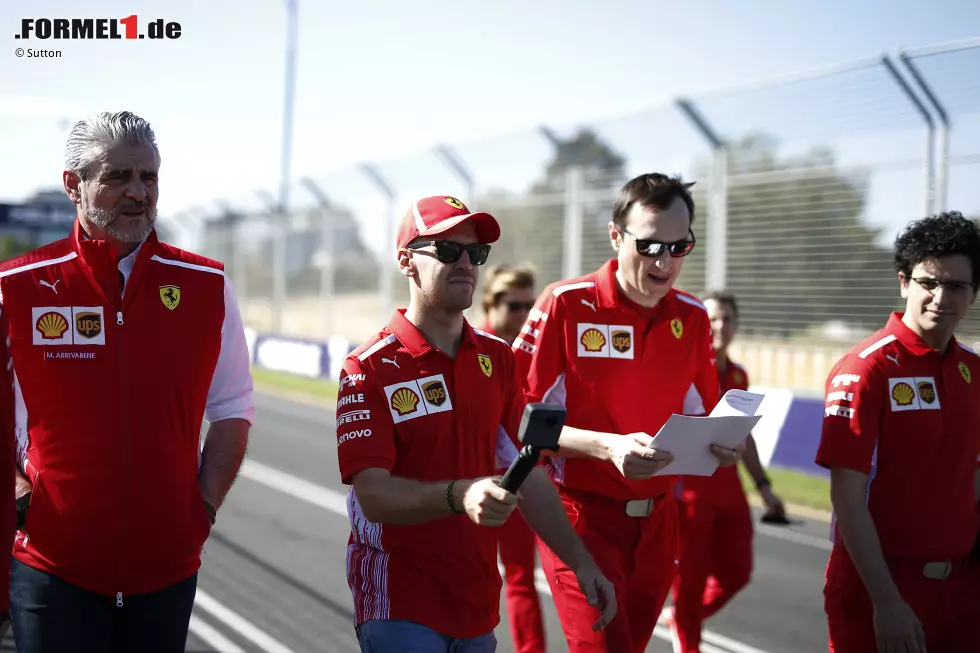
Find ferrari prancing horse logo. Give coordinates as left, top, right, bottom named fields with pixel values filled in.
left=478, top=354, right=492, bottom=378
left=159, top=285, right=181, bottom=310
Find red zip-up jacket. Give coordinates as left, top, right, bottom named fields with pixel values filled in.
left=0, top=221, right=254, bottom=601
left=0, top=300, right=18, bottom=613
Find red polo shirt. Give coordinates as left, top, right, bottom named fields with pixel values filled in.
left=815, top=313, right=980, bottom=560
left=512, top=259, right=720, bottom=502
left=679, top=360, right=750, bottom=506
left=337, top=309, right=526, bottom=638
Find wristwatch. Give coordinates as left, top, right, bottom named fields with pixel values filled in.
left=15, top=493, right=31, bottom=530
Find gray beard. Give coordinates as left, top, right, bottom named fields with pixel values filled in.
left=85, top=204, right=156, bottom=243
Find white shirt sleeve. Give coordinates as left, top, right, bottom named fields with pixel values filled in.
left=204, top=276, right=255, bottom=425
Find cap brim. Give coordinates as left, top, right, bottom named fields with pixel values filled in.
left=420, top=212, right=500, bottom=244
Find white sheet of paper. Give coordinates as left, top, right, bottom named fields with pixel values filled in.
left=648, top=389, right=765, bottom=477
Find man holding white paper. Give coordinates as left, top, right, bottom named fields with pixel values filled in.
left=512, top=173, right=746, bottom=653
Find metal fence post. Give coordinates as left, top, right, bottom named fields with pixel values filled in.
left=898, top=52, right=950, bottom=214
left=301, top=178, right=335, bottom=336
left=563, top=166, right=584, bottom=280
left=676, top=98, right=728, bottom=292
left=256, top=190, right=286, bottom=333
left=433, top=144, right=476, bottom=205
left=359, top=163, right=398, bottom=323
left=880, top=55, right=936, bottom=218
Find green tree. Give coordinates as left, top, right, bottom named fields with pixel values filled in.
left=476, top=128, right=628, bottom=289
left=0, top=235, right=32, bottom=261
left=683, top=133, right=899, bottom=341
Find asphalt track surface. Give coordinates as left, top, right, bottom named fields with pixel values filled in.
left=3, top=391, right=836, bottom=652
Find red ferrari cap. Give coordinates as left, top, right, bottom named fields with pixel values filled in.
left=395, top=195, right=501, bottom=252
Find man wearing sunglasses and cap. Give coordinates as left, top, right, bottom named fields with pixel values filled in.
left=335, top=195, right=616, bottom=652
left=512, top=173, right=747, bottom=652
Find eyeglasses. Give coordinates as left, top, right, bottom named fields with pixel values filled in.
left=619, top=226, right=696, bottom=258
left=911, top=277, right=975, bottom=295
left=504, top=301, right=534, bottom=312
left=407, top=240, right=492, bottom=266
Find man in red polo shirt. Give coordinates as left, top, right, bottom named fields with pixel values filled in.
left=670, top=290, right=786, bottom=653
left=815, top=211, right=980, bottom=652
left=512, top=173, right=746, bottom=653
left=335, top=196, right=616, bottom=653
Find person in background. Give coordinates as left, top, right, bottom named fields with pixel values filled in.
left=669, top=290, right=786, bottom=653
left=480, top=263, right=546, bottom=653
left=512, top=173, right=746, bottom=652
left=815, top=211, right=980, bottom=652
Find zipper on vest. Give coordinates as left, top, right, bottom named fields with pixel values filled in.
left=116, top=303, right=129, bottom=607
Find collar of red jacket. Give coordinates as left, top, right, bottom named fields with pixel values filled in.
left=595, top=258, right=678, bottom=313
left=386, top=308, right=479, bottom=358
left=69, top=218, right=159, bottom=292
left=884, top=311, right=962, bottom=356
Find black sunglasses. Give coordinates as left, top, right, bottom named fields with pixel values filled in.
left=504, top=301, right=535, bottom=312
left=620, top=226, right=696, bottom=258
left=407, top=240, right=492, bottom=266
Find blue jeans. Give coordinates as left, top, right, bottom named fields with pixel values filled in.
left=356, top=619, right=497, bottom=652
left=9, top=558, right=197, bottom=653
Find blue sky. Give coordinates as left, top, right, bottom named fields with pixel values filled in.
left=2, top=0, right=979, bottom=250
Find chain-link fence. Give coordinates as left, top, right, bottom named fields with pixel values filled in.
left=169, top=38, right=980, bottom=388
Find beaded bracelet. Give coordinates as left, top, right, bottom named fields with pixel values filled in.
left=446, top=480, right=464, bottom=515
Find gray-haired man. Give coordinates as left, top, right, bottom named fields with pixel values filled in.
left=1, top=111, right=253, bottom=652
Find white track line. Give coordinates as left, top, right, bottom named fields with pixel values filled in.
left=194, top=588, right=295, bottom=653
left=188, top=614, right=246, bottom=653
left=241, top=460, right=771, bottom=653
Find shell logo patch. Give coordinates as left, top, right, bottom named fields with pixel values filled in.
left=383, top=374, right=454, bottom=424
left=32, top=306, right=107, bottom=347
left=36, top=311, right=68, bottom=340
left=671, top=318, right=683, bottom=339
left=888, top=376, right=941, bottom=412
left=478, top=354, right=492, bottom=378
left=891, top=382, right=914, bottom=406
left=444, top=197, right=464, bottom=210
left=960, top=362, right=971, bottom=384
left=576, top=323, right=633, bottom=359
left=581, top=328, right=606, bottom=353
left=390, top=388, right=420, bottom=416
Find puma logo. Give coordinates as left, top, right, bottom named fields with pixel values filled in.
left=581, top=299, right=596, bottom=312
left=39, top=280, right=60, bottom=294
left=382, top=357, right=400, bottom=369
left=886, top=354, right=900, bottom=366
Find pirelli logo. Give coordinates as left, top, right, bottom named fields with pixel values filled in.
left=576, top=323, right=634, bottom=360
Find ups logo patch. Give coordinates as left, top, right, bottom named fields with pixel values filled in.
left=422, top=380, right=447, bottom=407
left=611, top=330, right=631, bottom=354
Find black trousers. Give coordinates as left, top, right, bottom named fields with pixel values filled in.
left=9, top=558, right=198, bottom=653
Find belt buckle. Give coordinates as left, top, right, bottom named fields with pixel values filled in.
left=922, top=560, right=951, bottom=580
left=625, top=499, right=653, bottom=518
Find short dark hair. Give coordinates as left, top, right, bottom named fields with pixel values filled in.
left=893, top=211, right=980, bottom=288
left=702, top=290, right=739, bottom=318
left=482, top=263, right=536, bottom=314
left=612, top=173, right=696, bottom=228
